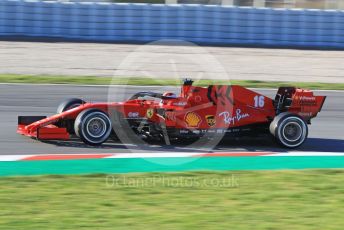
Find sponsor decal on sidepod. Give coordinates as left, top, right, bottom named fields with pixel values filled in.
left=219, top=109, right=249, bottom=125
left=205, top=115, right=216, bottom=127
left=185, top=112, right=201, bottom=128
left=128, top=112, right=140, bottom=118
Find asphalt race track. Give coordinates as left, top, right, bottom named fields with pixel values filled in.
left=0, top=84, right=343, bottom=155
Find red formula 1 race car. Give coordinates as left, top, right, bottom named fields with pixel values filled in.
left=17, top=79, right=326, bottom=148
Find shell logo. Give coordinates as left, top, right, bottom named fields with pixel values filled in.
left=185, top=112, right=201, bottom=128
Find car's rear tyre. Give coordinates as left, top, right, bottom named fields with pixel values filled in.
left=74, top=109, right=112, bottom=146
left=270, top=112, right=308, bottom=148
left=57, top=98, right=85, bottom=114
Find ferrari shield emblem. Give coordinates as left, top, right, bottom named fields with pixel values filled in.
left=146, top=108, right=154, bottom=118
left=206, top=115, right=216, bottom=127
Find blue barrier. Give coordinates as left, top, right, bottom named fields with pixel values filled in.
left=0, top=0, right=344, bottom=48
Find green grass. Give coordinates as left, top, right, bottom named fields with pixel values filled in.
left=1, top=170, right=344, bottom=229
left=0, top=74, right=344, bottom=90
left=0, top=74, right=343, bottom=90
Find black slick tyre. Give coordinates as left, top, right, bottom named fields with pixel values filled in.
left=270, top=112, right=308, bottom=148
left=56, top=98, right=85, bottom=133
left=57, top=98, right=85, bottom=114
left=74, top=109, right=112, bottom=146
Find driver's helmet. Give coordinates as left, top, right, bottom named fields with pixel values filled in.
left=163, top=92, right=177, bottom=98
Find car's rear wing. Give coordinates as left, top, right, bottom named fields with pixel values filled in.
left=274, top=87, right=326, bottom=121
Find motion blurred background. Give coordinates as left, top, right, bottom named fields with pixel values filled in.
left=1, top=0, right=344, bottom=82
left=45, top=0, right=344, bottom=9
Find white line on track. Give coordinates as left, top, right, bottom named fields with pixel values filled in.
left=106, top=152, right=196, bottom=158
left=0, top=155, right=35, bottom=161
left=1, top=151, right=344, bottom=161
left=0, top=83, right=164, bottom=88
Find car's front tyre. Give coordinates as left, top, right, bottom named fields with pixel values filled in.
left=56, top=98, right=86, bottom=134
left=74, top=109, right=112, bottom=146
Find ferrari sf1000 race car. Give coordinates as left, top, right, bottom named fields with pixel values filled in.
left=17, top=79, right=326, bottom=148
